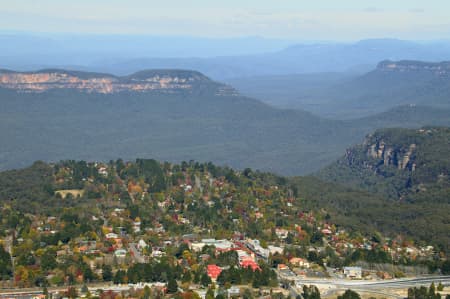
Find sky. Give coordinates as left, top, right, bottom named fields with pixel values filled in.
left=1, top=0, right=450, bottom=40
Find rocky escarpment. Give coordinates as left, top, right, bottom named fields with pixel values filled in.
left=342, top=127, right=450, bottom=184
left=377, top=60, right=450, bottom=77
left=365, top=140, right=416, bottom=171
left=0, top=69, right=238, bottom=95
left=318, top=127, right=450, bottom=201
left=344, top=129, right=427, bottom=173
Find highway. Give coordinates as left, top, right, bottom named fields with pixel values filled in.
left=1, top=275, right=448, bottom=299
left=285, top=275, right=450, bottom=298
left=297, top=275, right=450, bottom=288
left=0, top=283, right=127, bottom=299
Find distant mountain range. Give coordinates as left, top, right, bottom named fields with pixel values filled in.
left=0, top=33, right=294, bottom=66
left=92, top=39, right=450, bottom=79
left=3, top=35, right=450, bottom=80
left=1, top=68, right=449, bottom=175
left=229, top=60, right=450, bottom=119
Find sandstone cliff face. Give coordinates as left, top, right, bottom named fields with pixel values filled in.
left=377, top=60, right=450, bottom=77
left=365, top=140, right=416, bottom=171
left=0, top=70, right=237, bottom=95
left=318, top=127, right=450, bottom=203
left=344, top=131, right=422, bottom=174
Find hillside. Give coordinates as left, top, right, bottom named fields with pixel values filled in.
left=226, top=72, right=357, bottom=109
left=0, top=70, right=344, bottom=175
left=317, top=127, right=450, bottom=202
left=305, top=127, right=450, bottom=252
left=229, top=60, right=450, bottom=119
left=1, top=159, right=449, bottom=255
left=1, top=69, right=450, bottom=175
left=291, top=175, right=450, bottom=254
left=321, top=60, right=450, bottom=118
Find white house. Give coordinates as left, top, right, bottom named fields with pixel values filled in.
left=343, top=266, right=362, bottom=279
left=268, top=245, right=283, bottom=255
left=114, top=249, right=127, bottom=257
left=106, top=233, right=118, bottom=239
left=138, top=239, right=148, bottom=250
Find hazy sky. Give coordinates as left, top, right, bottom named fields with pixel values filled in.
left=1, top=0, right=450, bottom=40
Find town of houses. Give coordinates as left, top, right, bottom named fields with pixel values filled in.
left=0, top=160, right=444, bottom=299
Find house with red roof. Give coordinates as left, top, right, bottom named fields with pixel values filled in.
left=206, top=264, right=222, bottom=281
left=240, top=259, right=260, bottom=271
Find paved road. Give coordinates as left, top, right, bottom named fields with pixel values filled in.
left=322, top=288, right=405, bottom=299
left=298, top=275, right=450, bottom=289
left=0, top=283, right=127, bottom=299
left=287, top=275, right=450, bottom=298
left=2, top=275, right=449, bottom=298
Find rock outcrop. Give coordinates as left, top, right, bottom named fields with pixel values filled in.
left=377, top=60, right=450, bottom=76
left=0, top=69, right=237, bottom=95
left=364, top=139, right=417, bottom=171
left=343, top=129, right=434, bottom=175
